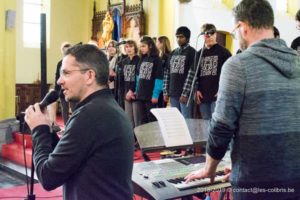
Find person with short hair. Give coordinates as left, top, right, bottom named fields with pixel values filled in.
left=120, top=40, right=140, bottom=127
left=163, top=26, right=196, bottom=118
left=25, top=44, right=134, bottom=200
left=185, top=0, right=300, bottom=199
left=291, top=9, right=300, bottom=54
left=54, top=42, right=73, bottom=124
left=106, top=40, right=118, bottom=94
left=183, top=23, right=231, bottom=120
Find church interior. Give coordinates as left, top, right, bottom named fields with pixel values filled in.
left=0, top=0, right=300, bottom=199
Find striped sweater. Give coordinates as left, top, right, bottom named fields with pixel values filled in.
left=207, top=39, right=300, bottom=199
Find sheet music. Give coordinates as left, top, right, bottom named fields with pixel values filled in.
left=150, top=108, right=193, bottom=147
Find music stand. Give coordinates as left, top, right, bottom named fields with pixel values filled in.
left=134, top=119, right=210, bottom=158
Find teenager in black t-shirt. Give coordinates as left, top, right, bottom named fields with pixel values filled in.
left=163, top=26, right=196, bottom=118
left=133, top=36, right=163, bottom=126
left=195, top=24, right=231, bottom=119
left=119, top=40, right=140, bottom=128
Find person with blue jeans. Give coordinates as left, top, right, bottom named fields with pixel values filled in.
left=194, top=24, right=231, bottom=119
left=163, top=26, right=196, bottom=118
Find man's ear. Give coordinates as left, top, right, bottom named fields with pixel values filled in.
left=239, top=21, right=249, bottom=36
left=85, top=69, right=96, bottom=85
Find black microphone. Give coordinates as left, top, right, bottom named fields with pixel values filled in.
left=39, top=90, right=59, bottom=110
left=116, top=41, right=127, bottom=46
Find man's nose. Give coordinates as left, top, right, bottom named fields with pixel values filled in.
left=57, top=76, right=63, bottom=86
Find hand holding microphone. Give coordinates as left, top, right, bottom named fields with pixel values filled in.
left=25, top=90, right=59, bottom=131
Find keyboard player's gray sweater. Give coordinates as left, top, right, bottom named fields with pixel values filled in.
left=206, top=38, right=300, bottom=199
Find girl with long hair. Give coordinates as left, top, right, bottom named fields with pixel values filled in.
left=132, top=36, right=163, bottom=126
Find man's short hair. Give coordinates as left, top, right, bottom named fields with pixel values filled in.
left=176, top=26, right=191, bottom=40
left=65, top=44, right=109, bottom=86
left=233, top=0, right=274, bottom=29
left=201, top=23, right=217, bottom=35
left=296, top=9, right=300, bottom=21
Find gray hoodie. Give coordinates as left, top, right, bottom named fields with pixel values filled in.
left=207, top=39, right=300, bottom=198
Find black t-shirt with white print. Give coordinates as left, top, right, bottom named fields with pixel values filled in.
left=120, top=55, right=140, bottom=95
left=168, top=45, right=196, bottom=97
left=136, top=55, right=163, bottom=101
left=197, top=43, right=231, bottom=103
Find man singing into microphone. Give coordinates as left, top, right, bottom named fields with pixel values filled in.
left=24, top=45, right=134, bottom=200
left=182, top=23, right=231, bottom=119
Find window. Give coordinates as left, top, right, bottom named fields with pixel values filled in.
left=23, top=0, right=50, bottom=48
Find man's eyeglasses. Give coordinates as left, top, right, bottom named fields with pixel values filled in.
left=231, top=23, right=241, bottom=39
left=60, top=68, right=91, bottom=78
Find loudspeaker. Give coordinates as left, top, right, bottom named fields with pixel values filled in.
left=5, top=10, right=16, bottom=30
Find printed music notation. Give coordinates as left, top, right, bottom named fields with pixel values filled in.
left=150, top=108, right=193, bottom=147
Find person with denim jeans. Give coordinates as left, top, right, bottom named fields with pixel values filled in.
left=194, top=24, right=231, bottom=119
left=163, top=26, right=196, bottom=118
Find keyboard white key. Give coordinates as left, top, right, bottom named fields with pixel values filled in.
left=170, top=175, right=227, bottom=190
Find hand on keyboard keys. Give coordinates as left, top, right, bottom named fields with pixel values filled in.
left=168, top=171, right=226, bottom=190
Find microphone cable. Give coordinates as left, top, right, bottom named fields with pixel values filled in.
left=21, top=121, right=30, bottom=196
left=187, top=33, right=206, bottom=106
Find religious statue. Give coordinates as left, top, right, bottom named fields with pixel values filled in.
left=101, top=11, right=114, bottom=47
left=126, top=17, right=140, bottom=43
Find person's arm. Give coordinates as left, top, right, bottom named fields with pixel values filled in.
left=27, top=104, right=98, bottom=190
left=152, top=79, right=163, bottom=104
left=135, top=75, right=140, bottom=94
left=180, top=68, right=196, bottom=104
left=185, top=154, right=220, bottom=183
left=129, top=57, right=140, bottom=94
left=207, top=56, right=245, bottom=160
left=181, top=49, right=198, bottom=99
left=151, top=58, right=163, bottom=103
left=185, top=55, right=246, bottom=182
left=163, top=54, right=171, bottom=97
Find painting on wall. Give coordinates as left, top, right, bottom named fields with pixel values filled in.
left=91, top=0, right=145, bottom=47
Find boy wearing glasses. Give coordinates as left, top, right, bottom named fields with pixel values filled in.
left=182, top=24, right=231, bottom=120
